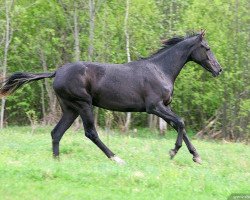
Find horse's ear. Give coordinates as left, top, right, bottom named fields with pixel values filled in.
left=201, top=29, right=206, bottom=38
left=196, top=29, right=205, bottom=41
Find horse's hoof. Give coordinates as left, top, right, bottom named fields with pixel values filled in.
left=110, top=156, right=126, bottom=165
left=53, top=155, right=60, bottom=161
left=169, top=149, right=176, bottom=159
left=193, top=156, right=202, bottom=164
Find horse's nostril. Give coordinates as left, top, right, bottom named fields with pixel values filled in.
left=219, top=68, right=222, bottom=72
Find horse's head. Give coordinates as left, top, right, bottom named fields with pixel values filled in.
left=190, top=31, right=222, bottom=77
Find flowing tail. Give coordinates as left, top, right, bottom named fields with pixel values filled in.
left=0, top=72, right=56, bottom=97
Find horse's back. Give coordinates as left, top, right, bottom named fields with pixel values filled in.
left=52, top=61, right=148, bottom=112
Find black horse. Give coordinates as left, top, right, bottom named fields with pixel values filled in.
left=0, top=31, right=222, bottom=164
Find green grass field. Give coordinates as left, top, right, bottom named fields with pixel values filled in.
left=0, top=126, right=249, bottom=200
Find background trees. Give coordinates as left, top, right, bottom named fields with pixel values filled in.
left=0, top=0, right=249, bottom=141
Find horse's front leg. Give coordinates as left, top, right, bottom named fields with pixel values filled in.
left=147, top=101, right=202, bottom=164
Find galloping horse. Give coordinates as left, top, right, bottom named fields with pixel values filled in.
left=0, top=31, right=222, bottom=164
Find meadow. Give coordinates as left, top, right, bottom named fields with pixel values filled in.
left=0, top=126, right=249, bottom=200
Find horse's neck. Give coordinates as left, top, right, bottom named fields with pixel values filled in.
left=150, top=41, right=193, bottom=82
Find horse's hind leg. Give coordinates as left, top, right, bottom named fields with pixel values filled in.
left=78, top=101, right=125, bottom=164
left=51, top=108, right=78, bottom=157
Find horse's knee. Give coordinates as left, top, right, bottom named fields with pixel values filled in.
left=177, top=118, right=185, bottom=129
left=51, top=129, right=55, bottom=138
left=85, top=130, right=98, bottom=141
left=51, top=131, right=61, bottom=143
left=175, top=142, right=182, bottom=149
left=51, top=130, right=57, bottom=141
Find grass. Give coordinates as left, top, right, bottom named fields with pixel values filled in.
left=0, top=126, right=249, bottom=200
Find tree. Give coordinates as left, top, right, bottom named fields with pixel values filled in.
left=0, top=0, right=14, bottom=129
left=124, top=0, right=131, bottom=132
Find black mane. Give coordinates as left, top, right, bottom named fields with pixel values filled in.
left=142, top=32, right=200, bottom=60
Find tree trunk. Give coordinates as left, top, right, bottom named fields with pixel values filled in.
left=39, top=49, right=57, bottom=124
left=159, top=117, right=167, bottom=135
left=40, top=50, right=54, bottom=110
left=149, top=114, right=158, bottom=130
left=88, top=0, right=99, bottom=128
left=0, top=0, right=13, bottom=129
left=124, top=0, right=131, bottom=132
left=88, top=0, right=95, bottom=61
left=74, top=1, right=80, bottom=61
left=73, top=1, right=82, bottom=129
left=40, top=82, right=46, bottom=124
left=232, top=0, right=240, bottom=140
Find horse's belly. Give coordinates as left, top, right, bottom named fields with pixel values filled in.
left=92, top=91, right=145, bottom=112
left=94, top=102, right=146, bottom=112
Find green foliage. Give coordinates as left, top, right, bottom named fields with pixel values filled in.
left=26, top=110, right=38, bottom=125
left=239, top=99, right=250, bottom=117
left=0, top=127, right=249, bottom=200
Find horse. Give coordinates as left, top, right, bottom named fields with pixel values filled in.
left=0, top=31, right=222, bottom=164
